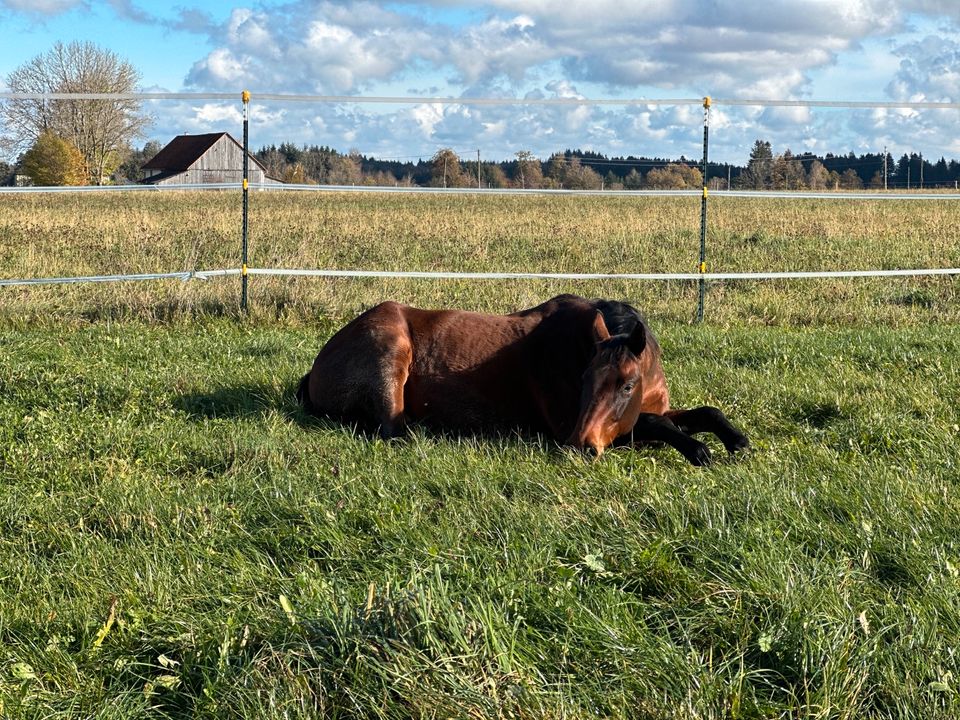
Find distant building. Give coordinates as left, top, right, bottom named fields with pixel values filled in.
left=142, top=132, right=279, bottom=185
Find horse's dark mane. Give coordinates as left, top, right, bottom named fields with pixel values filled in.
left=592, top=298, right=645, bottom=337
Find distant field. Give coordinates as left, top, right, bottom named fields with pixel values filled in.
left=0, top=190, right=958, bottom=325
left=1, top=191, right=959, bottom=718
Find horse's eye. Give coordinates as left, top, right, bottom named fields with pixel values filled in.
left=622, top=382, right=634, bottom=394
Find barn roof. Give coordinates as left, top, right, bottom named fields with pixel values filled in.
left=142, top=132, right=268, bottom=172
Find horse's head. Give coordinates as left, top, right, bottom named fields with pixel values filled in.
left=568, top=311, right=647, bottom=455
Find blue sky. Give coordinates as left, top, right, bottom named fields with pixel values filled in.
left=1, top=1, right=959, bottom=164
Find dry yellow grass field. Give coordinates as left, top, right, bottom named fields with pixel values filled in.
left=1, top=190, right=957, bottom=326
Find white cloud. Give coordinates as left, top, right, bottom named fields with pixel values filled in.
left=411, top=103, right=444, bottom=136
left=5, top=0, right=958, bottom=165
left=446, top=14, right=553, bottom=84
left=184, top=1, right=443, bottom=94
left=889, top=34, right=960, bottom=100
left=1, top=0, right=83, bottom=14
left=193, top=102, right=242, bottom=125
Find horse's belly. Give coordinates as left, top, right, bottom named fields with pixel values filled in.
left=403, top=373, right=531, bottom=430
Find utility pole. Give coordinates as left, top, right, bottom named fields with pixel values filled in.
left=727, top=164, right=731, bottom=190
left=883, top=146, right=887, bottom=190
left=477, top=149, right=481, bottom=189
left=920, top=151, right=923, bottom=189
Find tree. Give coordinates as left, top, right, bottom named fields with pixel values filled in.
left=740, top=139, right=773, bottom=189
left=114, top=139, right=162, bottom=183
left=328, top=152, right=362, bottom=185
left=623, top=168, right=643, bottom=189
left=544, top=152, right=567, bottom=188
left=839, top=168, right=863, bottom=190
left=645, top=163, right=702, bottom=189
left=603, top=171, right=623, bottom=191
left=484, top=163, right=509, bottom=189
left=771, top=150, right=806, bottom=190
left=514, top=150, right=542, bottom=189
left=282, top=162, right=309, bottom=184
left=256, top=145, right=286, bottom=180
left=1, top=41, right=149, bottom=184
left=430, top=148, right=464, bottom=188
left=806, top=160, right=830, bottom=190
left=0, top=160, right=14, bottom=186
left=560, top=157, right=602, bottom=189
left=20, top=131, right=87, bottom=186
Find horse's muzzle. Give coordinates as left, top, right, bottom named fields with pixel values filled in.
left=567, top=428, right=608, bottom=457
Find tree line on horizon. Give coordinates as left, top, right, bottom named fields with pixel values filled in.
left=6, top=136, right=958, bottom=191
left=238, top=141, right=960, bottom=192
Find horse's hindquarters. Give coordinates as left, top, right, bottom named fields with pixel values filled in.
left=307, top=301, right=413, bottom=435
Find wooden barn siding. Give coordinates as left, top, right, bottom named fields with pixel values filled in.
left=153, top=136, right=274, bottom=184
left=153, top=167, right=269, bottom=185
left=151, top=172, right=281, bottom=186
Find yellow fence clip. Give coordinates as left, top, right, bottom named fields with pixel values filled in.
left=699, top=262, right=707, bottom=273
left=703, top=96, right=711, bottom=109
left=702, top=186, right=708, bottom=199
left=242, top=264, right=248, bottom=277
left=242, top=178, right=248, bottom=190
left=241, top=89, right=250, bottom=104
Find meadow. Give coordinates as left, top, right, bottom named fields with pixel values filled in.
left=1, top=190, right=959, bottom=718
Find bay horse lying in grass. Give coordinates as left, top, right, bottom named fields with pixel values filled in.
left=297, top=294, right=748, bottom=465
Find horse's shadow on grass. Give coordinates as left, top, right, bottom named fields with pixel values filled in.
left=172, top=382, right=733, bottom=463
left=174, top=380, right=311, bottom=424
left=174, top=381, right=407, bottom=438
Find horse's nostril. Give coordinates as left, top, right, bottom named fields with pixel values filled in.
left=585, top=441, right=604, bottom=458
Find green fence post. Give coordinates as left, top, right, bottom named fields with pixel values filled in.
left=697, top=96, right=710, bottom=323
left=241, top=89, right=250, bottom=313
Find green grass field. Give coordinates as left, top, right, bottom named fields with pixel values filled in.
left=1, top=191, right=959, bottom=718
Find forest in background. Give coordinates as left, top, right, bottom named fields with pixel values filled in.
left=3, top=139, right=957, bottom=191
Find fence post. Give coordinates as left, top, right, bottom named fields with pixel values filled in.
left=697, top=96, right=710, bottom=323
left=241, top=89, right=250, bottom=312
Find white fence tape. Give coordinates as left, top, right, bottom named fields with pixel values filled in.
left=242, top=267, right=960, bottom=281
left=0, top=270, right=219, bottom=287
left=2, top=91, right=959, bottom=110
left=3, top=267, right=958, bottom=288
left=0, top=183, right=238, bottom=194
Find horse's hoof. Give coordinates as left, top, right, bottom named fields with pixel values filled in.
left=725, top=434, right=750, bottom=454
left=686, top=441, right=712, bottom=466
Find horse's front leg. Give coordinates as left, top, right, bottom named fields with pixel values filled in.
left=665, top=406, right=749, bottom=454
left=630, top=413, right=713, bottom=466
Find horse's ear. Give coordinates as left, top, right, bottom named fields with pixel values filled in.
left=626, top=322, right=646, bottom=356
left=591, top=311, right=611, bottom=343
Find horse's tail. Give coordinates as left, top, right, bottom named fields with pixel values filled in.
left=296, top=372, right=314, bottom=414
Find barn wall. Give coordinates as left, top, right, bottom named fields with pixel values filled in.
left=151, top=136, right=276, bottom=184
left=151, top=169, right=279, bottom=186
left=156, top=167, right=269, bottom=184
